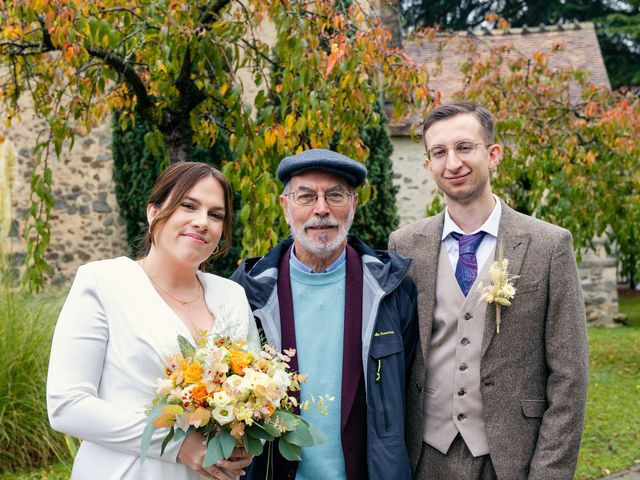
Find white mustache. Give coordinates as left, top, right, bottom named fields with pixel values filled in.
left=304, top=217, right=339, bottom=230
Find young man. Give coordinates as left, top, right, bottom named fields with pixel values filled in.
left=232, top=149, right=418, bottom=480
left=389, top=102, right=589, bottom=480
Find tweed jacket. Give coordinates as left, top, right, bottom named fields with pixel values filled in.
left=388, top=200, right=589, bottom=480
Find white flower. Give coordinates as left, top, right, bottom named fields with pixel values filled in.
left=212, top=390, right=232, bottom=407
left=503, top=283, right=516, bottom=298
left=272, top=369, right=291, bottom=390
left=167, top=387, right=183, bottom=404
left=155, top=378, right=174, bottom=396
left=212, top=405, right=234, bottom=425
left=241, top=369, right=270, bottom=391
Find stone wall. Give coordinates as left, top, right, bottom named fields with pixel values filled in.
left=390, top=137, right=438, bottom=223
left=1, top=105, right=128, bottom=285
left=579, top=237, right=623, bottom=326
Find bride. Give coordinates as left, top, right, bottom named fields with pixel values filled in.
left=47, top=162, right=260, bottom=479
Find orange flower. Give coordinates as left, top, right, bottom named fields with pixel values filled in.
left=230, top=421, right=245, bottom=441
left=191, top=383, right=209, bottom=405
left=184, top=361, right=204, bottom=384
left=229, top=349, right=251, bottom=375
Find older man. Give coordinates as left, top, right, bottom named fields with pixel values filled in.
left=232, top=149, right=418, bottom=480
left=389, top=102, right=588, bottom=479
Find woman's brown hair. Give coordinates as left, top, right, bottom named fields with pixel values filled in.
left=140, top=162, right=233, bottom=261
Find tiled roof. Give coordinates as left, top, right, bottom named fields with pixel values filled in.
left=390, top=22, right=611, bottom=135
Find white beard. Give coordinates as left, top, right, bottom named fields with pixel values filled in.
left=288, top=210, right=355, bottom=259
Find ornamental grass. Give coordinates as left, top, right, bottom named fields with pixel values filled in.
left=0, top=276, right=68, bottom=472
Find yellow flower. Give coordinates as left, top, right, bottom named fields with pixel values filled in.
left=152, top=405, right=183, bottom=428
left=184, top=361, right=204, bottom=384
left=229, top=349, right=251, bottom=375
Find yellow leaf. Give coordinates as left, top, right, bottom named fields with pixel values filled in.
left=264, top=130, right=276, bottom=148
left=284, top=114, right=295, bottom=132
left=220, top=83, right=228, bottom=96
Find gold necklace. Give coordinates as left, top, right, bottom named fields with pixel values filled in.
left=142, top=261, right=202, bottom=312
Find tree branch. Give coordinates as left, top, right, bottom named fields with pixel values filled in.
left=198, top=0, right=233, bottom=26
left=175, top=48, right=206, bottom=112
left=84, top=45, right=154, bottom=114
left=240, top=38, right=279, bottom=67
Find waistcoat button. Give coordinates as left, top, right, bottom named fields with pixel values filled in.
left=461, top=337, right=470, bottom=346
left=457, top=388, right=466, bottom=396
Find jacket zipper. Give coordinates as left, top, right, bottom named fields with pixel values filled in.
left=376, top=359, right=390, bottom=431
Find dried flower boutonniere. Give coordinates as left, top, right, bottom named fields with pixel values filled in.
left=478, top=243, right=518, bottom=334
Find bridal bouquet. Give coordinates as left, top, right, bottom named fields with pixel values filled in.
left=141, top=334, right=325, bottom=467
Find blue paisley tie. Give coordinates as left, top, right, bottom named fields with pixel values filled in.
left=450, top=231, right=486, bottom=296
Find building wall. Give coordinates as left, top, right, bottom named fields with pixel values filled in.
left=1, top=105, right=128, bottom=285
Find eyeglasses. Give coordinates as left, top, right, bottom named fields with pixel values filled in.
left=425, top=141, right=492, bottom=161
left=285, top=189, right=354, bottom=207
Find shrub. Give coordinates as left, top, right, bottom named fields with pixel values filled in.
left=350, top=104, right=400, bottom=249
left=0, top=278, right=68, bottom=471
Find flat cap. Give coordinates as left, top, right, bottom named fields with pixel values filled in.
left=276, top=149, right=367, bottom=187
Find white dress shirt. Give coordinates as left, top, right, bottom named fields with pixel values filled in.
left=441, top=195, right=502, bottom=272
left=46, top=257, right=260, bottom=480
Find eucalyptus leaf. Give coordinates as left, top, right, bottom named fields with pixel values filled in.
left=140, top=420, right=155, bottom=464
left=243, top=433, right=264, bottom=456
left=307, top=423, right=326, bottom=445
left=283, top=423, right=314, bottom=448
left=272, top=411, right=298, bottom=431
left=173, top=427, right=188, bottom=443
left=203, top=435, right=224, bottom=468
left=246, top=423, right=276, bottom=440
left=177, top=335, right=196, bottom=358
left=278, top=438, right=302, bottom=461
left=218, top=429, right=236, bottom=459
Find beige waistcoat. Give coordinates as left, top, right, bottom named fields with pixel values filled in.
left=422, top=246, right=494, bottom=456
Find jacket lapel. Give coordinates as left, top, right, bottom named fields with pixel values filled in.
left=482, top=202, right=531, bottom=356
left=415, top=213, right=444, bottom=365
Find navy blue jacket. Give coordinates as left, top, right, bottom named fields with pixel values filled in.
left=231, top=236, right=418, bottom=480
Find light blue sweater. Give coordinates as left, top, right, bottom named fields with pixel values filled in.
left=290, top=261, right=346, bottom=480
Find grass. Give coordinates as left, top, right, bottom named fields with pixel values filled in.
left=618, top=292, right=640, bottom=328
left=0, top=279, right=69, bottom=475
left=575, top=293, right=640, bottom=479
left=0, top=462, right=70, bottom=480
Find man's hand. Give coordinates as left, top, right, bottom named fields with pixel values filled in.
left=177, top=431, right=253, bottom=479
